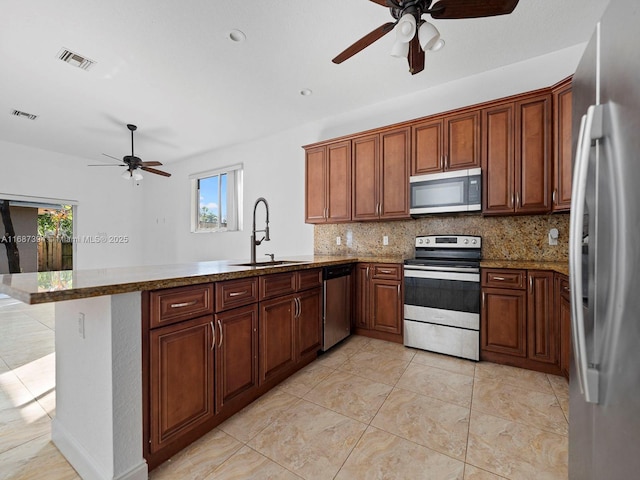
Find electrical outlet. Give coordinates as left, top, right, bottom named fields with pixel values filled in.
left=383, top=235, right=389, bottom=246
left=78, top=313, right=85, bottom=339
left=548, top=228, right=559, bottom=246
left=336, top=236, right=341, bottom=245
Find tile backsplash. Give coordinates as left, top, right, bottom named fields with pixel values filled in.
left=314, top=213, right=569, bottom=262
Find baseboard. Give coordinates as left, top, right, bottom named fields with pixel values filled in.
left=52, top=419, right=148, bottom=480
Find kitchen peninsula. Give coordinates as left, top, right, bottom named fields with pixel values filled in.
left=0, top=256, right=387, bottom=480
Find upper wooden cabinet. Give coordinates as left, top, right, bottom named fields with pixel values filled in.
left=352, top=127, right=410, bottom=221
left=304, top=140, right=351, bottom=223
left=411, top=110, right=480, bottom=175
left=482, top=93, right=552, bottom=215
left=552, top=78, right=573, bottom=212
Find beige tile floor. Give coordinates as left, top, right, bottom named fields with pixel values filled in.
left=0, top=295, right=569, bottom=479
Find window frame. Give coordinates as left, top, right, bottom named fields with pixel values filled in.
left=189, top=164, right=243, bottom=233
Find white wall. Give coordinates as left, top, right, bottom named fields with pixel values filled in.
left=0, top=45, right=586, bottom=270
left=139, top=44, right=586, bottom=266
left=0, top=140, right=145, bottom=269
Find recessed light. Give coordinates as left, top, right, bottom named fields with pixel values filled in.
left=300, top=89, right=313, bottom=96
left=228, top=29, right=246, bottom=42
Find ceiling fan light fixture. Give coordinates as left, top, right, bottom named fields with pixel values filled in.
left=418, top=21, right=440, bottom=50
left=390, top=40, right=410, bottom=58
left=133, top=171, right=143, bottom=181
left=429, top=38, right=446, bottom=52
left=395, top=14, right=417, bottom=43
left=121, top=170, right=132, bottom=180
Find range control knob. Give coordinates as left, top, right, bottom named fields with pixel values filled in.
left=464, top=239, right=469, bottom=244
left=472, top=239, right=477, bottom=245
left=418, top=239, right=423, bottom=245
left=425, top=238, right=430, bottom=244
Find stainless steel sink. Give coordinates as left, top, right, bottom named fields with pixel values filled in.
left=231, top=260, right=306, bottom=268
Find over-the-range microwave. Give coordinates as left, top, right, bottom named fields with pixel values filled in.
left=409, top=167, right=481, bottom=215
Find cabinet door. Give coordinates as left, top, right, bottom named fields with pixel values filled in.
left=557, top=275, right=571, bottom=379
left=354, top=264, right=370, bottom=329
left=352, top=135, right=380, bottom=221
left=482, top=103, right=515, bottom=214
left=305, top=146, right=327, bottom=224
left=149, top=316, right=215, bottom=453
left=370, top=278, right=402, bottom=335
left=515, top=94, right=552, bottom=213
left=327, top=141, right=352, bottom=222
left=553, top=82, right=573, bottom=212
left=481, top=288, right=527, bottom=357
left=380, top=127, right=410, bottom=219
left=296, top=287, right=323, bottom=361
left=445, top=111, right=480, bottom=171
left=215, top=304, right=258, bottom=412
left=259, top=295, right=296, bottom=384
left=527, top=271, right=556, bottom=365
left=412, top=119, right=443, bottom=175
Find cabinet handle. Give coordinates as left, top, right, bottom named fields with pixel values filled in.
left=397, top=284, right=401, bottom=297
left=297, top=297, right=302, bottom=317
left=228, top=291, right=248, bottom=297
left=366, top=266, right=370, bottom=279
left=552, top=189, right=557, bottom=205
left=493, top=276, right=506, bottom=281
left=511, top=193, right=515, bottom=207
left=444, top=154, right=448, bottom=168
left=482, top=292, right=485, bottom=308
left=529, top=275, right=533, bottom=290
left=217, top=319, right=223, bottom=348
left=380, top=269, right=392, bottom=274
left=515, top=192, right=520, bottom=207
left=210, top=321, right=215, bottom=351
left=170, top=300, right=198, bottom=309
left=563, top=285, right=570, bottom=293
left=440, top=155, right=444, bottom=169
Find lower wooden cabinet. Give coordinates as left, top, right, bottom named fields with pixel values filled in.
left=149, top=315, right=215, bottom=454
left=215, top=304, right=258, bottom=412
left=259, top=286, right=322, bottom=384
left=481, top=268, right=563, bottom=375
left=354, top=263, right=403, bottom=343
left=556, top=273, right=571, bottom=379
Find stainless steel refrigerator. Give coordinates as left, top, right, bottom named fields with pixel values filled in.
left=569, top=0, right=640, bottom=478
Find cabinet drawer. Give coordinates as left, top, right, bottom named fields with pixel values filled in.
left=259, top=272, right=296, bottom=300
left=482, top=269, right=526, bottom=289
left=215, top=277, right=259, bottom=312
left=150, top=284, right=214, bottom=328
left=371, top=264, right=402, bottom=280
left=296, top=268, right=323, bottom=291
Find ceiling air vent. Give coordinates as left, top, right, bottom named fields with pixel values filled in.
left=11, top=109, right=38, bottom=121
left=57, top=48, right=96, bottom=71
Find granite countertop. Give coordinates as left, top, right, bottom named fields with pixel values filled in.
left=0, top=255, right=406, bottom=305
left=481, top=259, right=569, bottom=276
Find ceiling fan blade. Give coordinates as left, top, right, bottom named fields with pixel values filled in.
left=139, top=161, right=163, bottom=167
left=431, top=0, right=519, bottom=19
left=102, top=153, right=124, bottom=162
left=408, top=36, right=425, bottom=75
left=141, top=166, right=171, bottom=177
left=368, top=0, right=388, bottom=6
left=87, top=164, right=126, bottom=166
left=332, top=22, right=396, bottom=64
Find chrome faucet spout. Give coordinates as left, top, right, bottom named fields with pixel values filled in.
left=251, top=197, right=270, bottom=264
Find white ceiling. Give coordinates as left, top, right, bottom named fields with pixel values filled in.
left=0, top=0, right=608, bottom=167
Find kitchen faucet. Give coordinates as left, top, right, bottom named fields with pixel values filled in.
left=250, top=197, right=270, bottom=264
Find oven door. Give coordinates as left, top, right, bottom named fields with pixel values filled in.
left=404, top=267, right=480, bottom=330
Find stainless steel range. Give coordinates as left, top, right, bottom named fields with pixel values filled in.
left=404, top=235, right=481, bottom=361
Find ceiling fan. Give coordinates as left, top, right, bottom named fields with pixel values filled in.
left=89, top=124, right=171, bottom=179
left=332, top=0, right=520, bottom=75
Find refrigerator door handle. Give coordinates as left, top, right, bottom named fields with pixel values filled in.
left=569, top=105, right=602, bottom=404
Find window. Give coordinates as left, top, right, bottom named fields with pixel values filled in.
left=190, top=164, right=243, bottom=232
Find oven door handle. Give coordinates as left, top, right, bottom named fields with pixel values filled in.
left=404, top=265, right=479, bottom=273
left=404, top=269, right=480, bottom=282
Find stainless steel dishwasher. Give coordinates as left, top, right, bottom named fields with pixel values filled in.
left=322, top=264, right=353, bottom=351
